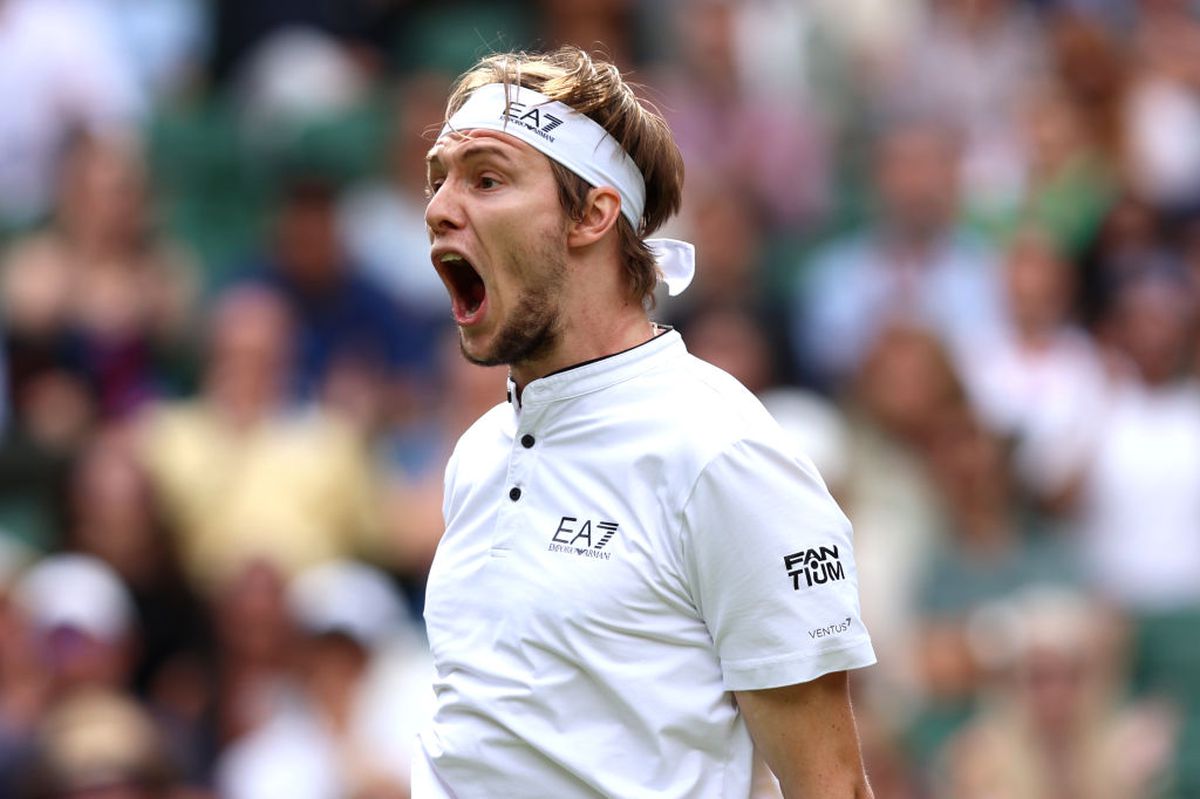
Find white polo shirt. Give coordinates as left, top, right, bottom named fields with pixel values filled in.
left=416, top=330, right=875, bottom=798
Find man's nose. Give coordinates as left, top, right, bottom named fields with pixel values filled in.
left=425, top=180, right=464, bottom=233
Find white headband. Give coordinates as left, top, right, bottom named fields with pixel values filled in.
left=441, top=83, right=695, bottom=296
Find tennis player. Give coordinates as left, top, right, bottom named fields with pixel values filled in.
left=416, top=47, right=876, bottom=798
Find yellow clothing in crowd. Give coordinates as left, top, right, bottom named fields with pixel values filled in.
left=140, top=402, right=382, bottom=587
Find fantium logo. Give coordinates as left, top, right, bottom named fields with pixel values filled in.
left=784, top=545, right=845, bottom=589
left=548, top=516, right=618, bottom=560
left=501, top=101, right=564, bottom=142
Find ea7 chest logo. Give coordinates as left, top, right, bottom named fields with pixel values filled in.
left=784, top=545, right=846, bottom=590
left=501, top=101, right=564, bottom=142
left=548, top=516, right=618, bottom=560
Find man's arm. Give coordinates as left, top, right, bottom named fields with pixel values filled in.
left=735, top=671, right=873, bottom=799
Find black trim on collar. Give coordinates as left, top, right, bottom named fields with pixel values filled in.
left=538, top=324, right=673, bottom=382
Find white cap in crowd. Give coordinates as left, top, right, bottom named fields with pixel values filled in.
left=287, top=559, right=408, bottom=650
left=14, top=553, right=135, bottom=642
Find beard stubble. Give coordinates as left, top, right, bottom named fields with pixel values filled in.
left=459, top=231, right=568, bottom=369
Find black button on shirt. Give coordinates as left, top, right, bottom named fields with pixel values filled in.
left=521, top=434, right=535, bottom=448
left=509, top=487, right=522, bottom=501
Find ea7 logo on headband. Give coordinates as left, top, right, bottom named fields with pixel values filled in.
left=502, top=101, right=564, bottom=142
left=784, top=545, right=846, bottom=590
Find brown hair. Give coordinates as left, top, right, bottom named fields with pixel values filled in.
left=444, top=47, right=685, bottom=307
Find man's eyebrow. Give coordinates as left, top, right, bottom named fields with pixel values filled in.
left=426, top=139, right=517, bottom=170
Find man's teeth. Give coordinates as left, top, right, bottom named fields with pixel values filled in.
left=440, top=253, right=464, bottom=263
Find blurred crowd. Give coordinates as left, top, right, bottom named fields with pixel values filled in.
left=1, top=0, right=1199, bottom=797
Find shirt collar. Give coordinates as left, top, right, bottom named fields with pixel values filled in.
left=506, top=328, right=683, bottom=412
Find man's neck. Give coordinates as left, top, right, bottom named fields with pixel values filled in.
left=509, top=300, right=654, bottom=394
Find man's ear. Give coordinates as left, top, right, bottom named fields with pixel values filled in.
left=567, top=186, right=623, bottom=248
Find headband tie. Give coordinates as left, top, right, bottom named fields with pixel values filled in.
left=441, top=83, right=695, bottom=296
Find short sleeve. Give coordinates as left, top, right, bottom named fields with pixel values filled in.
left=680, top=436, right=876, bottom=691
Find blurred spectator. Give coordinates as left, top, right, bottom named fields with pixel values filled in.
left=2, top=553, right=145, bottom=794
left=0, top=0, right=144, bottom=231
left=653, top=0, right=832, bottom=230
left=0, top=132, right=198, bottom=548
left=208, top=559, right=295, bottom=752
left=913, top=408, right=1082, bottom=761
left=1124, top=0, right=1200, bottom=211
left=920, top=410, right=1080, bottom=650
left=65, top=430, right=208, bottom=671
left=661, top=183, right=774, bottom=327
left=959, top=226, right=1107, bottom=455
left=681, top=305, right=785, bottom=399
left=216, top=560, right=432, bottom=799
left=885, top=0, right=1046, bottom=216
left=1046, top=12, right=1128, bottom=173
left=1016, top=76, right=1120, bottom=256
left=338, top=71, right=456, bottom=315
left=1076, top=194, right=1168, bottom=325
left=1, top=134, right=200, bottom=420
left=837, top=323, right=963, bottom=722
left=0, top=363, right=88, bottom=550
left=937, top=587, right=1175, bottom=798
left=12, top=554, right=137, bottom=697
left=61, top=427, right=214, bottom=784
left=1021, top=264, right=1200, bottom=610
left=238, top=172, right=436, bottom=431
left=790, top=115, right=1004, bottom=389
left=19, top=688, right=186, bottom=799
left=138, top=287, right=382, bottom=588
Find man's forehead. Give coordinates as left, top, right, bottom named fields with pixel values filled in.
left=426, top=129, right=539, bottom=166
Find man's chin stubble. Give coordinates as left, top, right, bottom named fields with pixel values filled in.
left=459, top=310, right=560, bottom=369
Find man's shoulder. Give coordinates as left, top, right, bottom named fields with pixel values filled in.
left=451, top=401, right=511, bottom=451
left=627, top=350, right=787, bottom=458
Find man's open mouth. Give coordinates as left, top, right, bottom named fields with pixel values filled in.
left=438, top=252, right=487, bottom=324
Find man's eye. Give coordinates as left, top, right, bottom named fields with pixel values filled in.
left=478, top=176, right=499, bottom=189
left=426, top=180, right=444, bottom=198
